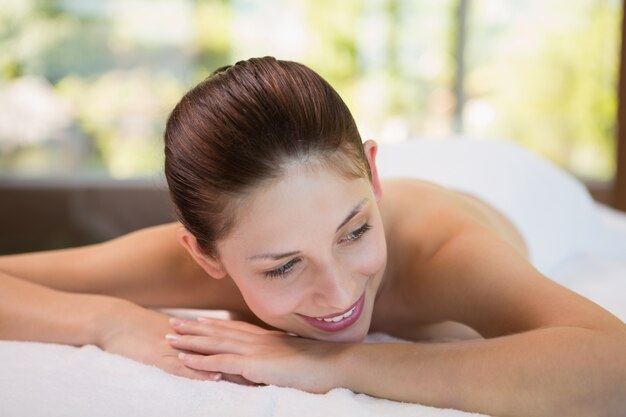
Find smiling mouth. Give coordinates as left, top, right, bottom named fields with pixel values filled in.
left=298, top=292, right=366, bottom=332
left=313, top=303, right=358, bottom=322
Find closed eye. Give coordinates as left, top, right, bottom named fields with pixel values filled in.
left=264, top=257, right=301, bottom=279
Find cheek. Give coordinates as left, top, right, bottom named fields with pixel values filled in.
left=347, top=230, right=387, bottom=276
left=237, top=281, right=303, bottom=320
left=222, top=261, right=299, bottom=319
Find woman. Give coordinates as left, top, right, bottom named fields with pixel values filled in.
left=0, top=57, right=624, bottom=416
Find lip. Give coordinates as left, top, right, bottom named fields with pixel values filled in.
left=298, top=292, right=365, bottom=333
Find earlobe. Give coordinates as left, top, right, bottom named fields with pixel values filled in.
left=177, top=227, right=227, bottom=279
left=363, top=139, right=383, bottom=202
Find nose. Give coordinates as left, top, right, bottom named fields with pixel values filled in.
left=311, top=260, right=359, bottom=310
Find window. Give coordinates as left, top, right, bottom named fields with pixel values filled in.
left=0, top=0, right=621, bottom=182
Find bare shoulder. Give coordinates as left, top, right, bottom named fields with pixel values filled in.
left=379, top=178, right=527, bottom=260
left=376, top=178, right=623, bottom=338
left=376, top=179, right=519, bottom=332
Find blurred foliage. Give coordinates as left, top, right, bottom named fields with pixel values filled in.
left=193, top=0, right=231, bottom=79
left=0, top=0, right=621, bottom=181
left=56, top=70, right=183, bottom=177
left=465, top=0, right=620, bottom=180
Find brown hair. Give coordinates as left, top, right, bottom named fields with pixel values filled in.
left=164, top=56, right=370, bottom=256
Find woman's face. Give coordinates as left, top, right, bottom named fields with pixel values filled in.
left=216, top=162, right=387, bottom=343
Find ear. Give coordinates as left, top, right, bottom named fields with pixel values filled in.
left=177, top=227, right=227, bottom=279
left=363, top=139, right=383, bottom=202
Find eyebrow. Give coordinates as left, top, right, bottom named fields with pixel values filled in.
left=247, top=198, right=368, bottom=261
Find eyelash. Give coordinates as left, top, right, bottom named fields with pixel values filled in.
left=265, top=258, right=301, bottom=279
left=263, top=223, right=373, bottom=280
left=342, top=223, right=372, bottom=243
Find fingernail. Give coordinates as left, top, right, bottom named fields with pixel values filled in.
left=165, top=334, right=179, bottom=342
left=197, top=316, right=210, bottom=322
left=178, top=352, right=190, bottom=362
left=170, top=318, right=184, bottom=328
left=211, top=373, right=222, bottom=381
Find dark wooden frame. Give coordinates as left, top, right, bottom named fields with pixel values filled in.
left=0, top=178, right=174, bottom=255
left=585, top=5, right=626, bottom=211
left=615, top=3, right=626, bottom=211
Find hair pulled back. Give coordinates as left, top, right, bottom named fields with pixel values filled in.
left=164, top=56, right=370, bottom=256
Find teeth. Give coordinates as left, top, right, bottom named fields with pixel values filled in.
left=314, top=306, right=356, bottom=323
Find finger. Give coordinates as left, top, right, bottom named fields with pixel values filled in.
left=172, top=366, right=223, bottom=382
left=160, top=351, right=223, bottom=381
left=197, top=317, right=288, bottom=339
left=170, top=318, right=254, bottom=341
left=221, top=373, right=261, bottom=386
left=166, top=334, right=249, bottom=355
left=196, top=316, right=271, bottom=335
left=179, top=352, right=247, bottom=378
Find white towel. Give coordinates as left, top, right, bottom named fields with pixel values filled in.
left=0, top=338, right=485, bottom=417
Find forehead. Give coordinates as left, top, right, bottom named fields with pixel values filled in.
left=220, top=163, right=372, bottom=252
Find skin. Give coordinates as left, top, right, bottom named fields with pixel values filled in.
left=0, top=140, right=625, bottom=416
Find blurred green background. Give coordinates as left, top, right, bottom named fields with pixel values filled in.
left=0, top=0, right=622, bottom=181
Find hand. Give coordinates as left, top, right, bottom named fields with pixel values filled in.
left=96, top=299, right=222, bottom=381
left=167, top=317, right=348, bottom=393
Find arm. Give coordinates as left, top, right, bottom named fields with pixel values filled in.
left=0, top=223, right=227, bottom=308
left=340, top=326, right=625, bottom=416
left=0, top=223, right=231, bottom=380
left=0, top=269, right=220, bottom=380
left=168, top=227, right=626, bottom=416
left=0, top=268, right=119, bottom=346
